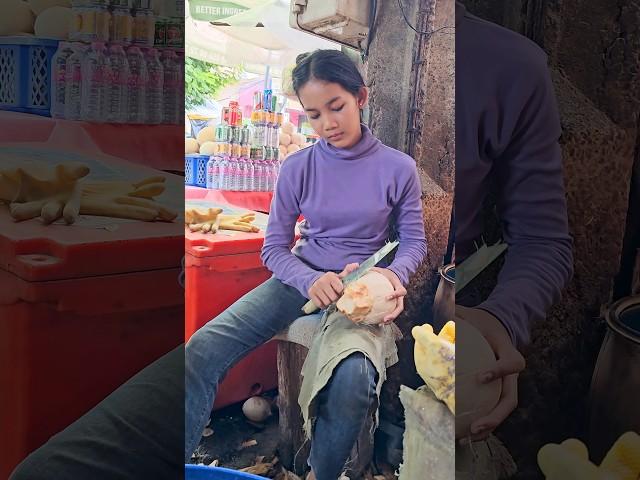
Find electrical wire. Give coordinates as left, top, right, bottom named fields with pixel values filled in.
left=363, top=0, right=379, bottom=59
left=396, top=0, right=455, bottom=36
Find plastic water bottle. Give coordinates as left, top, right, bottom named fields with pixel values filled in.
left=217, top=156, right=230, bottom=191
left=143, top=48, right=164, bottom=124
left=206, top=156, right=220, bottom=189
left=126, top=46, right=148, bottom=123
left=253, top=159, right=265, bottom=192
left=51, top=42, right=75, bottom=119
left=105, top=44, right=129, bottom=123
left=64, top=45, right=87, bottom=121
left=268, top=160, right=278, bottom=192
left=161, top=49, right=180, bottom=124
left=80, top=42, right=108, bottom=122
left=244, top=158, right=255, bottom=192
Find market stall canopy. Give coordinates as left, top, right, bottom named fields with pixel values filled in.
left=186, top=0, right=340, bottom=76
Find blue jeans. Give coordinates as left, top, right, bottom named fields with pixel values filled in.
left=185, top=277, right=377, bottom=480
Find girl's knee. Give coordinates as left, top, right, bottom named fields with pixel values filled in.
left=330, top=353, right=378, bottom=398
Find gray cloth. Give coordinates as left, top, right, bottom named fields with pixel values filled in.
left=298, top=308, right=402, bottom=439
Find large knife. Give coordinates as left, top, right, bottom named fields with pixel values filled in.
left=301, top=240, right=400, bottom=314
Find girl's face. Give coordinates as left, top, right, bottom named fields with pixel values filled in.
left=297, top=79, right=368, bottom=149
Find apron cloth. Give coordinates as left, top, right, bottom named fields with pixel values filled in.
left=298, top=306, right=402, bottom=439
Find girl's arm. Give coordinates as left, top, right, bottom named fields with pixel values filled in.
left=260, top=172, right=324, bottom=299
left=387, top=164, right=428, bottom=285
left=476, top=62, right=573, bottom=348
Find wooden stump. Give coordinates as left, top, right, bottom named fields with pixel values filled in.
left=277, top=341, right=310, bottom=475
left=276, top=340, right=375, bottom=478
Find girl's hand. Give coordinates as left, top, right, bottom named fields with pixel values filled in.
left=308, top=263, right=360, bottom=310
left=455, top=305, right=526, bottom=444
left=370, top=267, right=407, bottom=324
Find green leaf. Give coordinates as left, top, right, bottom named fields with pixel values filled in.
left=185, top=57, right=244, bottom=110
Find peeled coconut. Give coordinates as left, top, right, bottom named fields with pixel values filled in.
left=278, top=145, right=287, bottom=159
left=185, top=137, right=199, bottom=154
left=291, top=133, right=306, bottom=146
left=1, top=0, right=35, bottom=35
left=28, top=0, right=70, bottom=15
left=287, top=144, right=300, bottom=154
left=455, top=319, right=502, bottom=439
left=279, top=132, right=291, bottom=147
left=34, top=6, right=72, bottom=39
left=199, top=141, right=217, bottom=156
left=336, top=271, right=397, bottom=325
left=242, top=396, right=272, bottom=423
left=196, top=126, right=215, bottom=145
left=281, top=122, right=295, bottom=135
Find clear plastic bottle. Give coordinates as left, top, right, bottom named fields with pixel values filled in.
left=218, top=155, right=230, bottom=191
left=80, top=41, right=108, bottom=122
left=143, top=48, right=164, bottom=124
left=126, top=46, right=148, bottom=123
left=64, top=45, right=87, bottom=121
left=105, top=44, right=129, bottom=123
left=245, top=158, right=255, bottom=192
left=51, top=42, right=75, bottom=119
left=206, top=155, right=220, bottom=190
left=161, top=48, right=180, bottom=124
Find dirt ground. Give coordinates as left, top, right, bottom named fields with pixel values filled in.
left=188, top=390, right=399, bottom=480
left=189, top=390, right=281, bottom=470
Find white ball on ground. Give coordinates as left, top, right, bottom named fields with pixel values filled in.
left=242, top=396, right=272, bottom=423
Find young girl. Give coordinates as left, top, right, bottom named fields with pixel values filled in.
left=185, top=49, right=427, bottom=479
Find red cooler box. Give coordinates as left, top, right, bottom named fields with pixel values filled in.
left=0, top=144, right=184, bottom=478
left=185, top=199, right=278, bottom=409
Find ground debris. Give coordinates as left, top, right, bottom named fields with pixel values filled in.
left=239, top=439, right=258, bottom=450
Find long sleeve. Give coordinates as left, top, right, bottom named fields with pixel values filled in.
left=260, top=170, right=323, bottom=299
left=387, top=164, right=428, bottom=286
left=477, top=61, right=574, bottom=348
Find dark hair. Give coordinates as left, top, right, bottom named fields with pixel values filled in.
left=292, top=50, right=365, bottom=97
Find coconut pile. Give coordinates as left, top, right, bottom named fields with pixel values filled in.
left=1, top=0, right=73, bottom=40
left=185, top=122, right=312, bottom=160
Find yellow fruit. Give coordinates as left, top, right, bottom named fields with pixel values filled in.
left=196, top=126, right=216, bottom=145
left=185, top=138, right=199, bottom=154
left=600, top=431, right=640, bottom=480
left=412, top=322, right=455, bottom=414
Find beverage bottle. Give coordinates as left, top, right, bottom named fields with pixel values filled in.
left=105, top=44, right=130, bottom=123
left=161, top=48, right=180, bottom=124
left=143, top=47, right=164, bottom=124
left=51, top=42, right=75, bottom=119
left=81, top=41, right=108, bottom=122
left=206, top=156, right=220, bottom=189
left=64, top=45, right=87, bottom=121
left=126, top=46, right=148, bottom=123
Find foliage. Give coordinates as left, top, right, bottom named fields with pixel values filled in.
left=185, top=57, right=243, bottom=109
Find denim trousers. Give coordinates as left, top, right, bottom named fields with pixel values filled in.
left=10, top=278, right=377, bottom=480
left=185, top=276, right=378, bottom=480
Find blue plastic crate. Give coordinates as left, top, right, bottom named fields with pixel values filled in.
left=0, top=37, right=59, bottom=117
left=185, top=465, right=267, bottom=480
left=185, top=154, right=209, bottom=187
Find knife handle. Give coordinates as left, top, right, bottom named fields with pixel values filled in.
left=302, top=299, right=319, bottom=314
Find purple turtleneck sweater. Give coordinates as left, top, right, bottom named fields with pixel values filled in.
left=457, top=2, right=574, bottom=347
left=261, top=125, right=427, bottom=298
